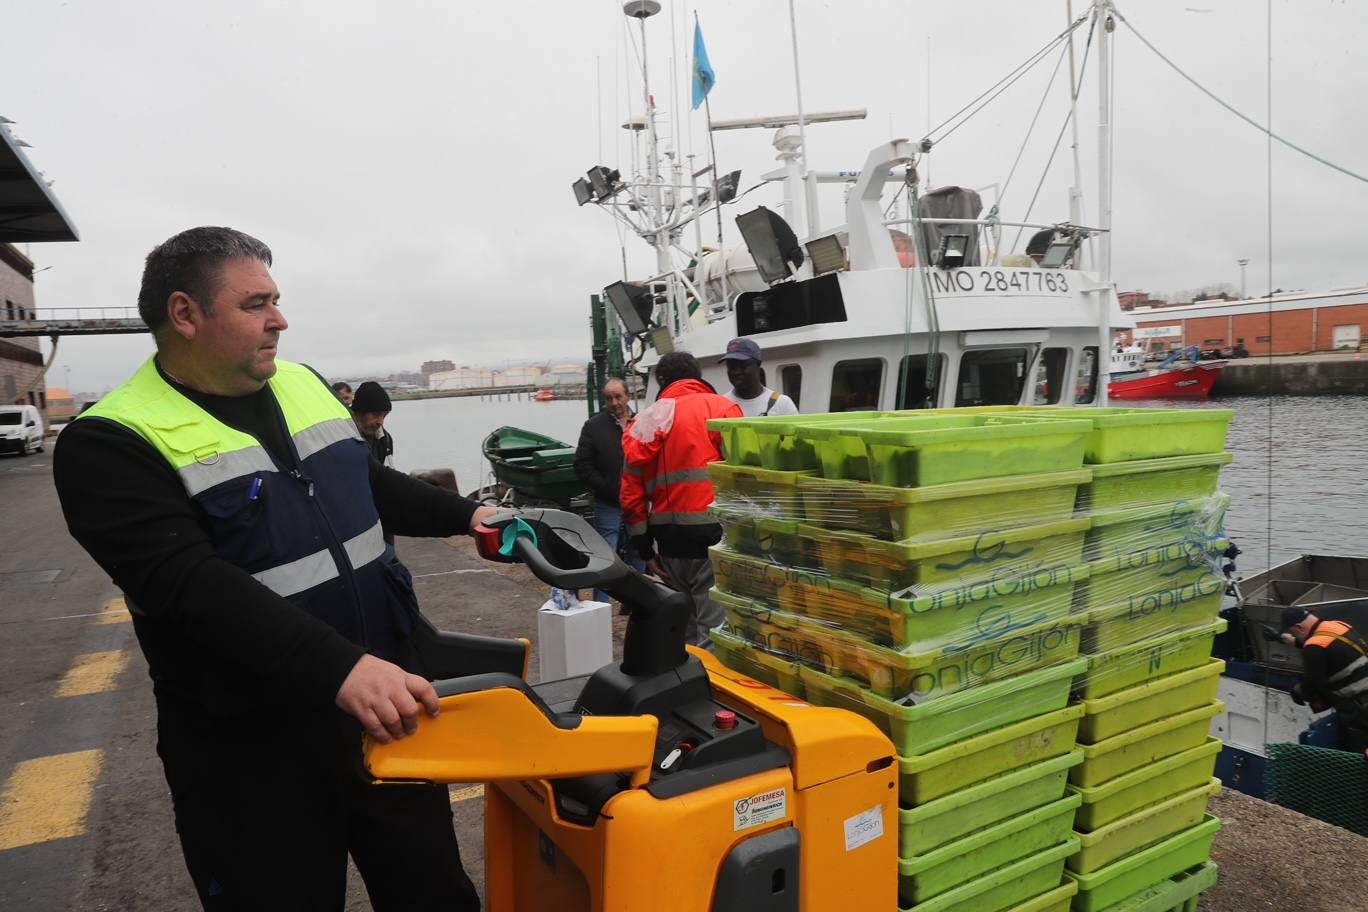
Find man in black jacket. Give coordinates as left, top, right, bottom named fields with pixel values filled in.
left=54, top=227, right=493, bottom=910
left=574, top=377, right=642, bottom=602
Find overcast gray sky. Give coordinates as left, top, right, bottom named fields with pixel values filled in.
left=5, top=0, right=1367, bottom=392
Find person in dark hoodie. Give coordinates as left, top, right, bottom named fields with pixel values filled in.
left=621, top=351, right=742, bottom=647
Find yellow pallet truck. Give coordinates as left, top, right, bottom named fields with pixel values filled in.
left=366, top=509, right=897, bottom=911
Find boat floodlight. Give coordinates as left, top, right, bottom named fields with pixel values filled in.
left=604, top=280, right=653, bottom=336
left=936, top=233, right=969, bottom=270
left=1041, top=233, right=1083, bottom=269
left=587, top=165, right=621, bottom=200
left=735, top=206, right=804, bottom=285
left=572, top=178, right=593, bottom=207
left=805, top=234, right=846, bottom=276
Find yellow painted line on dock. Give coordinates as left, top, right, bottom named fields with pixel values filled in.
left=95, top=598, right=130, bottom=625
left=54, top=650, right=130, bottom=698
left=0, top=749, right=103, bottom=851
left=450, top=784, right=485, bottom=805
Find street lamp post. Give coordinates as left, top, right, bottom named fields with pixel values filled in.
left=1236, top=258, right=1249, bottom=299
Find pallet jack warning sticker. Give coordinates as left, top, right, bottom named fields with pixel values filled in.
left=843, top=805, right=884, bottom=851
left=733, top=787, right=788, bottom=831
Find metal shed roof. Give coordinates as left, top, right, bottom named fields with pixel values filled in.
left=0, top=121, right=78, bottom=243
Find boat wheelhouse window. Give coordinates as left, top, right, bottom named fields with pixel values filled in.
left=896, top=354, right=946, bottom=410
left=1075, top=346, right=1099, bottom=404
left=829, top=358, right=883, bottom=412
left=954, top=349, right=1029, bottom=407
left=1032, top=348, right=1069, bottom=405
left=779, top=364, right=802, bottom=409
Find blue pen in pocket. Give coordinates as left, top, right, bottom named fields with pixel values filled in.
left=248, top=477, right=262, bottom=501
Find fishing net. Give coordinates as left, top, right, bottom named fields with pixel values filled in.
left=1265, top=743, right=1368, bottom=836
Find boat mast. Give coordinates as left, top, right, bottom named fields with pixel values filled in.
left=626, top=0, right=680, bottom=334
left=1095, top=0, right=1114, bottom=405
left=1065, top=0, right=1087, bottom=270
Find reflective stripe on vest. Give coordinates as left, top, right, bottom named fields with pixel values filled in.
left=648, top=510, right=718, bottom=526
left=644, top=466, right=714, bottom=494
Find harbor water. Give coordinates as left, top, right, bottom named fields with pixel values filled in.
left=384, top=393, right=1368, bottom=575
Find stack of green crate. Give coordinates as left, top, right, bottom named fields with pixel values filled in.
left=1026, top=407, right=1234, bottom=912
left=706, top=409, right=1104, bottom=912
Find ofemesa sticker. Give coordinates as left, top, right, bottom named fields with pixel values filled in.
left=733, top=787, right=788, bottom=831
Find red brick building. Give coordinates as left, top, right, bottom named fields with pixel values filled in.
left=1122, top=288, right=1368, bottom=356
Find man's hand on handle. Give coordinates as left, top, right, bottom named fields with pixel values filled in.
left=336, top=654, right=440, bottom=743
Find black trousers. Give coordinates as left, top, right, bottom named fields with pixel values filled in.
left=156, top=706, right=481, bottom=911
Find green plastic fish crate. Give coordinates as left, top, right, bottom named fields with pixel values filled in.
left=1070, top=701, right=1224, bottom=789
left=899, top=704, right=1084, bottom=804
left=800, top=657, right=1086, bottom=756
left=1085, top=496, right=1230, bottom=563
left=1077, top=619, right=1226, bottom=701
left=1068, top=779, right=1219, bottom=875
left=798, top=468, right=1091, bottom=540
left=708, top=461, right=811, bottom=518
left=801, top=516, right=1089, bottom=594
left=707, top=411, right=885, bottom=470
left=710, top=539, right=1085, bottom=650
left=709, top=624, right=804, bottom=697
left=1083, top=453, right=1232, bottom=512
left=1081, top=578, right=1225, bottom=655
left=1065, top=816, right=1220, bottom=912
left=711, top=510, right=811, bottom=567
left=996, top=407, right=1232, bottom=465
left=1071, top=739, right=1223, bottom=833
left=1007, top=882, right=1080, bottom=912
left=829, top=415, right=1092, bottom=486
left=900, top=749, right=1084, bottom=855
left=793, top=413, right=985, bottom=481
left=715, top=588, right=1087, bottom=699
left=1097, top=861, right=1218, bottom=912
left=1078, top=548, right=1226, bottom=616
left=898, top=838, right=1080, bottom=912
left=900, top=794, right=1082, bottom=903
left=1077, top=659, right=1225, bottom=744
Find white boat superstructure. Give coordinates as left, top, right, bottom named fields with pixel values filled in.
left=584, top=0, right=1131, bottom=412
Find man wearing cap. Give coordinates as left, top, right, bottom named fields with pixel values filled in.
left=1282, top=607, right=1368, bottom=753
left=352, top=381, right=395, bottom=467
left=719, top=337, right=798, bottom=418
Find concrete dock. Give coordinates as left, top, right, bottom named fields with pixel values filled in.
left=1213, top=351, right=1368, bottom=396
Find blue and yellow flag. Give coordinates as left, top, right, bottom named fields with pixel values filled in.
left=691, top=20, right=715, bottom=110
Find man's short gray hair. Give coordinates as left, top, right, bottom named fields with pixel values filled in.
left=603, top=377, right=628, bottom=394
left=138, top=227, right=273, bottom=333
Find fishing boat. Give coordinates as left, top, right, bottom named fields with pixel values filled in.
left=532, top=388, right=555, bottom=402
left=480, top=426, right=586, bottom=508
left=1108, top=346, right=1225, bottom=399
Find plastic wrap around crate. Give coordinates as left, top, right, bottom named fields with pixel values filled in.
left=1096, top=861, right=1218, bottom=912
left=1070, top=702, right=1225, bottom=789
left=899, top=704, right=1084, bottom=804
left=899, top=794, right=1082, bottom=903
left=1084, top=496, right=1230, bottom=563
left=707, top=410, right=885, bottom=471
left=800, top=516, right=1089, bottom=594
left=801, top=657, right=1086, bottom=756
left=1081, top=579, right=1225, bottom=656
left=713, top=586, right=1088, bottom=700
left=801, top=414, right=1091, bottom=486
left=708, top=461, right=812, bottom=519
left=900, top=749, right=1083, bottom=856
left=1083, top=454, right=1232, bottom=512
left=712, top=510, right=811, bottom=567
left=1071, top=738, right=1223, bottom=833
left=798, top=469, right=1091, bottom=540
left=1076, top=619, right=1226, bottom=701
left=897, top=837, right=1080, bottom=912
left=1077, top=659, right=1225, bottom=744
left=710, top=624, right=804, bottom=697
left=1064, top=816, right=1220, bottom=912
left=1067, top=780, right=1219, bottom=876
left=1079, top=549, right=1226, bottom=618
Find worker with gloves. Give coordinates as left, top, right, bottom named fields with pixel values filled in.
left=1281, top=607, right=1368, bottom=754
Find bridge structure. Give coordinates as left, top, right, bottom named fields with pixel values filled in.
left=0, top=306, right=148, bottom=339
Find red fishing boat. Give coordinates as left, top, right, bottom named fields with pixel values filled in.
left=532, top=388, right=555, bottom=402
left=1108, top=346, right=1225, bottom=399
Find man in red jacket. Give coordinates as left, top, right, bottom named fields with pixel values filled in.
left=621, top=351, right=742, bottom=647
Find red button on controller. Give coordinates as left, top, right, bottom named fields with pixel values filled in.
left=713, top=709, right=737, bottom=731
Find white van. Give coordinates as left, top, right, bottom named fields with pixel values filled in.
left=0, top=404, right=44, bottom=456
